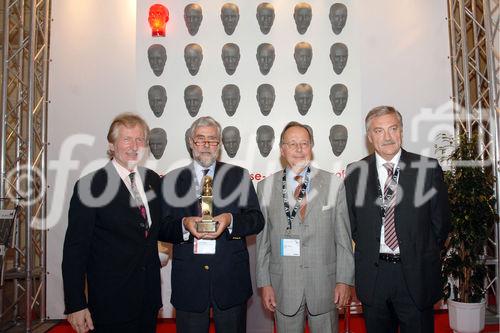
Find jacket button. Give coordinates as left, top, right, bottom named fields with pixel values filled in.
left=374, top=262, right=379, bottom=268
left=203, top=265, right=209, bottom=270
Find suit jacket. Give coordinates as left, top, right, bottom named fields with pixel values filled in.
left=256, top=167, right=354, bottom=316
left=159, top=161, right=264, bottom=312
left=62, top=162, right=163, bottom=325
left=344, top=150, right=450, bottom=310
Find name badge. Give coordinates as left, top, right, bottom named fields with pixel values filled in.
left=193, top=239, right=216, bottom=255
left=280, top=238, right=300, bottom=257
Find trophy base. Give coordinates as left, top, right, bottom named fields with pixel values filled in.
left=196, top=221, right=217, bottom=233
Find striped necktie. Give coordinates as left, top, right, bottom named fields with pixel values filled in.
left=383, top=163, right=398, bottom=250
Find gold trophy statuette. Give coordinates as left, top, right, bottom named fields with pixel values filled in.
left=197, top=175, right=217, bottom=233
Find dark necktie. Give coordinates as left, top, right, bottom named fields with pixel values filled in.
left=202, top=168, right=209, bottom=177
left=383, top=163, right=398, bottom=250
left=293, top=175, right=307, bottom=220
left=129, top=172, right=149, bottom=237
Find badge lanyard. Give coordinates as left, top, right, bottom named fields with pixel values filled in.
left=376, top=166, right=400, bottom=218
left=282, top=167, right=310, bottom=234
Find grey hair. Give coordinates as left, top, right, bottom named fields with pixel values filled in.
left=279, top=121, right=314, bottom=146
left=365, top=105, right=403, bottom=131
left=188, top=116, right=222, bottom=140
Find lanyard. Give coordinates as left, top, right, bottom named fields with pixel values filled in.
left=376, top=166, right=400, bottom=218
left=282, top=166, right=310, bottom=232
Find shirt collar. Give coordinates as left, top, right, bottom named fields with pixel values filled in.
left=112, top=159, right=138, bottom=179
left=193, top=160, right=216, bottom=177
left=375, top=149, right=402, bottom=171
left=286, top=164, right=309, bottom=181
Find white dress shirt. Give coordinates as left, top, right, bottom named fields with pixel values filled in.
left=112, top=159, right=152, bottom=227
left=375, top=150, right=401, bottom=254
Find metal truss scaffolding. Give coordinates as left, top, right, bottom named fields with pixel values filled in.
left=0, top=0, right=51, bottom=331
left=447, top=0, right=500, bottom=321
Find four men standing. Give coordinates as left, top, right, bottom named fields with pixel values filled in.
left=63, top=108, right=450, bottom=332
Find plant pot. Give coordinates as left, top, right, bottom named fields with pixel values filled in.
left=448, top=299, right=485, bottom=333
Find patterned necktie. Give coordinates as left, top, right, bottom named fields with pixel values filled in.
left=383, top=163, right=398, bottom=250
left=129, top=172, right=149, bottom=237
left=293, top=175, right=307, bottom=220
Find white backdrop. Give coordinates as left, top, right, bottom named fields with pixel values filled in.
left=137, top=0, right=362, bottom=178
left=46, top=0, right=452, bottom=330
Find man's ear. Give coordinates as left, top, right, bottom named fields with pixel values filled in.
left=367, top=133, right=373, bottom=144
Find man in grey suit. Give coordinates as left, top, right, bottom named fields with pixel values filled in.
left=256, top=121, right=354, bottom=333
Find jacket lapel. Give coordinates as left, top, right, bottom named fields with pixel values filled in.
left=180, top=164, right=198, bottom=216
left=138, top=168, right=158, bottom=233
left=106, top=162, right=135, bottom=211
left=212, top=161, right=227, bottom=216
left=303, top=166, right=323, bottom=220
left=271, top=170, right=289, bottom=228
left=395, top=150, right=416, bottom=230
left=365, top=154, right=385, bottom=241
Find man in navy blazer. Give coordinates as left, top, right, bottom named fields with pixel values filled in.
left=159, top=116, right=264, bottom=333
left=344, top=106, right=450, bottom=333
left=62, top=113, right=163, bottom=333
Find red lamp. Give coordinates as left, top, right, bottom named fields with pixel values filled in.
left=148, top=4, right=169, bottom=37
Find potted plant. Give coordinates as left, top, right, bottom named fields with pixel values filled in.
left=436, top=133, right=498, bottom=333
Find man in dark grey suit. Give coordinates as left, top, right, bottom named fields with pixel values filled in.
left=256, top=121, right=354, bottom=333
left=344, top=106, right=450, bottom=333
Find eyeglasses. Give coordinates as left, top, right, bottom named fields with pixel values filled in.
left=193, top=140, right=220, bottom=147
left=282, top=141, right=311, bottom=150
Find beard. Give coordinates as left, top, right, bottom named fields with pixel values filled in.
left=193, top=149, right=218, bottom=168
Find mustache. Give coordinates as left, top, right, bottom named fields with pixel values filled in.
left=382, top=141, right=396, bottom=146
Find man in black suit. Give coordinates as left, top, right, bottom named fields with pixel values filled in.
left=62, top=113, right=163, bottom=333
left=344, top=106, right=450, bottom=333
left=159, top=116, right=264, bottom=333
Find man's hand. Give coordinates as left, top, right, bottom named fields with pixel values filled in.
left=67, top=308, right=94, bottom=333
left=182, top=216, right=206, bottom=239
left=261, top=285, right=277, bottom=312
left=203, top=213, right=232, bottom=239
left=334, top=283, right=351, bottom=308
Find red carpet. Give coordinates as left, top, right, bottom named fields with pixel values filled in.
left=48, top=312, right=500, bottom=332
